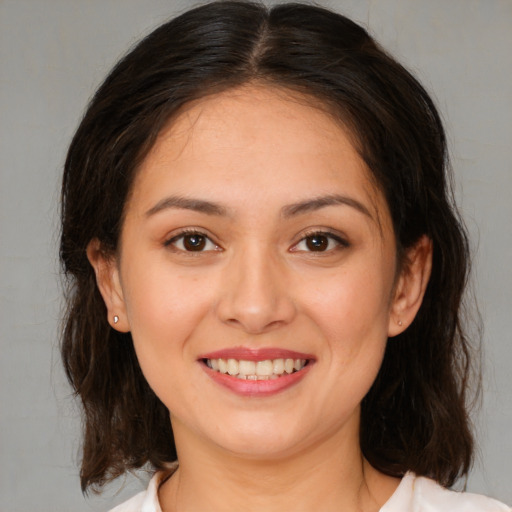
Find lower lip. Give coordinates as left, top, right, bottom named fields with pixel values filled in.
left=201, top=362, right=313, bottom=397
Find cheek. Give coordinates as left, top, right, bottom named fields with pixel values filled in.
left=303, top=261, right=393, bottom=340
left=123, top=255, right=210, bottom=323
left=300, top=257, right=394, bottom=399
left=304, top=265, right=391, bottom=406
left=120, top=262, right=213, bottom=377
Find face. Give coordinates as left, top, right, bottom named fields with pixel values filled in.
left=93, top=85, right=424, bottom=460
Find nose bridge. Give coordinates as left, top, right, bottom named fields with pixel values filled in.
left=216, top=240, right=295, bottom=333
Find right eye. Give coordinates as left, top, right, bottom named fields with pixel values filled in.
left=165, top=231, right=220, bottom=252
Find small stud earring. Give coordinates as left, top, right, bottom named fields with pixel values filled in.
left=397, top=320, right=403, bottom=326
left=114, top=315, right=119, bottom=324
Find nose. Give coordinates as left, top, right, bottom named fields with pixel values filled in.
left=215, top=244, right=296, bottom=334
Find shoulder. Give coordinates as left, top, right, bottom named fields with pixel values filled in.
left=411, top=476, right=511, bottom=512
left=382, top=473, right=511, bottom=512
left=108, top=491, right=147, bottom=512
left=108, top=471, right=166, bottom=512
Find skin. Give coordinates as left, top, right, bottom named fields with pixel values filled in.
left=88, top=85, right=432, bottom=511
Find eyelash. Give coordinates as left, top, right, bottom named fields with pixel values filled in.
left=164, top=229, right=220, bottom=253
left=292, top=230, right=350, bottom=253
left=164, top=229, right=349, bottom=254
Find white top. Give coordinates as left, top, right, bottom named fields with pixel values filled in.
left=109, top=471, right=510, bottom=512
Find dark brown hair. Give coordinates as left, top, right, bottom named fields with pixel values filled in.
left=60, top=0, right=478, bottom=492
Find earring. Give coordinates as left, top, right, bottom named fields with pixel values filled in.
left=397, top=320, right=403, bottom=326
left=113, top=315, right=119, bottom=324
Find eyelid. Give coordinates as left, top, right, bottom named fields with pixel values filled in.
left=163, top=227, right=349, bottom=253
left=290, top=229, right=350, bottom=252
left=164, top=228, right=222, bottom=252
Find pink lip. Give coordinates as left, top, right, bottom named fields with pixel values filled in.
left=201, top=363, right=313, bottom=397
left=198, top=347, right=315, bottom=398
left=198, top=347, right=315, bottom=361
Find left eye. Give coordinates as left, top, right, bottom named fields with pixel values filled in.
left=293, top=233, right=347, bottom=252
left=167, top=232, right=219, bottom=252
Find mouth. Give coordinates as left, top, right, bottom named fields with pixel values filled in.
left=198, top=348, right=314, bottom=397
left=203, top=357, right=309, bottom=380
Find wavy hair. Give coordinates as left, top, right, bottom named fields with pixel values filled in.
left=60, top=1, right=478, bottom=492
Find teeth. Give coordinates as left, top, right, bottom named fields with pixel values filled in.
left=256, top=360, right=273, bottom=376
left=273, top=358, right=284, bottom=375
left=205, top=357, right=308, bottom=379
left=239, top=360, right=256, bottom=376
left=227, top=358, right=239, bottom=376
left=218, top=358, right=228, bottom=374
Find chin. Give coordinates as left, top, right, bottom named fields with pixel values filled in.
left=207, top=416, right=314, bottom=460
left=223, top=437, right=303, bottom=461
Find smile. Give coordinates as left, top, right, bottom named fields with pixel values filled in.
left=204, top=358, right=308, bottom=379
left=199, top=348, right=314, bottom=396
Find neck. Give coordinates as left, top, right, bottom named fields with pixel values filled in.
left=159, top=418, right=399, bottom=512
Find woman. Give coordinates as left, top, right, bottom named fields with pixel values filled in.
left=60, top=2, right=510, bottom=511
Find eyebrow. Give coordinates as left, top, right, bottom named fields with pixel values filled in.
left=281, top=194, right=373, bottom=220
left=145, top=195, right=228, bottom=217
left=145, top=193, right=373, bottom=221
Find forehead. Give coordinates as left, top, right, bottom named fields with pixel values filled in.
left=129, top=85, right=388, bottom=229
left=153, top=85, right=361, bottom=169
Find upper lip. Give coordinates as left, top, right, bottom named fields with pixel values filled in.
left=198, top=347, right=315, bottom=362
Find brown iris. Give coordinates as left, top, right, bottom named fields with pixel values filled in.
left=183, top=234, right=207, bottom=251
left=305, top=234, right=329, bottom=251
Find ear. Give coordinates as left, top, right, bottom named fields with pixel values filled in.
left=388, top=235, right=432, bottom=337
left=86, top=238, right=130, bottom=333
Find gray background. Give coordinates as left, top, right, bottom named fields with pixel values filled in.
left=1, top=0, right=510, bottom=510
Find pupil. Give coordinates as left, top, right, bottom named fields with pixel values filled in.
left=306, top=235, right=328, bottom=251
left=184, top=234, right=206, bottom=251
